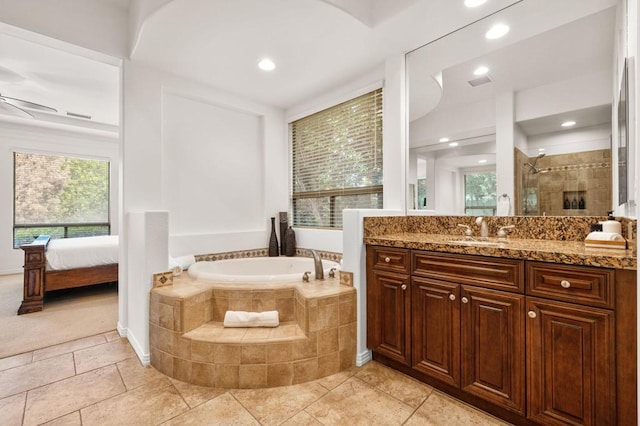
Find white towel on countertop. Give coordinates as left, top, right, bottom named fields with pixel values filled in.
left=223, top=310, right=280, bottom=328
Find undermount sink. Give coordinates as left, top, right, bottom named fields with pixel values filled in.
left=446, top=239, right=504, bottom=246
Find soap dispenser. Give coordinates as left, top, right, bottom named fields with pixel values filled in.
left=600, top=211, right=622, bottom=235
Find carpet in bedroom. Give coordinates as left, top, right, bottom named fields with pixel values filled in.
left=0, top=273, right=118, bottom=359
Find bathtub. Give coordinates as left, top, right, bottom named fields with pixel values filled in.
left=188, top=257, right=340, bottom=283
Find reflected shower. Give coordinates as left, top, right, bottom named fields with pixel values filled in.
left=524, top=153, right=549, bottom=174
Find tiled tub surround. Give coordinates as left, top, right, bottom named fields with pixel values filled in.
left=150, top=275, right=356, bottom=389
left=364, top=215, right=637, bottom=269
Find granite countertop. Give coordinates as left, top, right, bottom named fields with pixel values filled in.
left=364, top=233, right=637, bottom=270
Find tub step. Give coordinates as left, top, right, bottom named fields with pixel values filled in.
left=183, top=320, right=308, bottom=344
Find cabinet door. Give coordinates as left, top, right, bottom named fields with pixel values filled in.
left=461, top=286, right=525, bottom=415
left=412, top=277, right=460, bottom=387
left=367, top=270, right=411, bottom=365
left=526, top=297, right=615, bottom=425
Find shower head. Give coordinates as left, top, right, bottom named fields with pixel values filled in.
left=524, top=162, right=549, bottom=174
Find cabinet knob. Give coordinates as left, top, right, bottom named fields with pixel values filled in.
left=528, top=311, right=537, bottom=319
left=560, top=280, right=571, bottom=288
left=449, top=294, right=456, bottom=301
left=401, top=284, right=407, bottom=290
left=461, top=297, right=469, bottom=304
left=384, top=257, right=391, bottom=263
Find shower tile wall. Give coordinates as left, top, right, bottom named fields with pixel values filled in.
left=517, top=149, right=611, bottom=216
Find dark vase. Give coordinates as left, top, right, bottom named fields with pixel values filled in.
left=571, top=197, right=578, bottom=209
left=579, top=197, right=585, bottom=209
left=563, top=197, right=570, bottom=209
left=284, top=227, right=296, bottom=257
left=279, top=212, right=288, bottom=255
left=268, top=217, right=279, bottom=257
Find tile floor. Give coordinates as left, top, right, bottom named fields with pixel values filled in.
left=0, top=331, right=510, bottom=425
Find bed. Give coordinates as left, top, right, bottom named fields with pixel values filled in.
left=18, top=235, right=118, bottom=314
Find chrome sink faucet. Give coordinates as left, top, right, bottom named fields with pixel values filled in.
left=308, top=249, right=324, bottom=280
left=476, top=217, right=488, bottom=240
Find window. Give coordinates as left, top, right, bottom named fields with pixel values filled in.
left=464, top=171, right=496, bottom=215
left=291, top=88, right=383, bottom=228
left=13, top=152, right=110, bottom=248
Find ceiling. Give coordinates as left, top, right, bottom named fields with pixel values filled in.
left=0, top=0, right=523, bottom=126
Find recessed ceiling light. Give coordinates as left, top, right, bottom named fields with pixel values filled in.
left=474, top=66, right=489, bottom=76
left=258, top=58, right=276, bottom=71
left=486, top=23, right=510, bottom=40
left=449, top=142, right=459, bottom=147
left=479, top=159, right=487, bottom=164
left=465, top=0, right=487, bottom=7
left=561, top=120, right=576, bottom=127
left=439, top=137, right=450, bottom=142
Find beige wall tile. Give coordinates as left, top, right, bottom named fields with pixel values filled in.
left=241, top=344, right=266, bottom=364
left=267, top=342, right=292, bottom=363
left=228, top=298, right=253, bottom=312
left=294, top=358, right=318, bottom=384
left=172, top=358, right=193, bottom=384
left=239, top=365, right=267, bottom=388
left=213, top=344, right=241, bottom=364
left=338, top=323, right=356, bottom=352
left=276, top=297, right=295, bottom=322
left=318, top=303, right=339, bottom=330
left=317, top=328, right=338, bottom=356
left=191, top=362, right=216, bottom=387
left=292, top=332, right=317, bottom=361
left=267, top=363, right=293, bottom=387
left=317, top=353, right=339, bottom=378
left=339, top=299, right=357, bottom=326
left=150, top=348, right=174, bottom=377
left=182, top=302, right=206, bottom=332
left=191, top=341, right=215, bottom=363
left=211, top=297, right=229, bottom=322
left=215, top=365, right=239, bottom=388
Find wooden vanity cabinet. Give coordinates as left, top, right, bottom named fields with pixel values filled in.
left=366, top=246, right=637, bottom=426
left=366, top=246, right=411, bottom=366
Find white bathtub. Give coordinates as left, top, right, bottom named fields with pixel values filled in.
left=188, top=257, right=340, bottom=283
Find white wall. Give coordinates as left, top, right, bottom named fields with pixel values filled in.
left=120, top=60, right=287, bottom=360
left=0, top=118, right=119, bottom=274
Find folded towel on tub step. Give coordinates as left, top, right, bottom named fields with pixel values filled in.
left=223, top=310, right=280, bottom=328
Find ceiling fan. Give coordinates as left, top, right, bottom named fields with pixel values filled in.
left=0, top=92, right=57, bottom=118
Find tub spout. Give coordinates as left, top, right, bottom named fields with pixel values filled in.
left=308, top=249, right=324, bottom=280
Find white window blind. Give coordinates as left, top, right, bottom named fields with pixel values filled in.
left=13, top=152, right=110, bottom=247
left=291, top=88, right=383, bottom=228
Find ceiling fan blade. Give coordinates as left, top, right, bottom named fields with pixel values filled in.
left=0, top=94, right=57, bottom=113
left=0, top=99, right=34, bottom=118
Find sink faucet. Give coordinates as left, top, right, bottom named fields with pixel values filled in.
left=308, top=249, right=324, bottom=280
left=476, top=217, right=488, bottom=240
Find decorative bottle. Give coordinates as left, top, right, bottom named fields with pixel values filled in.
left=279, top=212, right=288, bottom=255
left=571, top=197, right=578, bottom=209
left=563, top=197, right=570, bottom=209
left=579, top=197, right=585, bottom=209
left=268, top=217, right=279, bottom=257
left=285, top=227, right=296, bottom=257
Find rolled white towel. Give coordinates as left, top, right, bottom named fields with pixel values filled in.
left=168, top=257, right=183, bottom=276
left=223, top=310, right=279, bottom=328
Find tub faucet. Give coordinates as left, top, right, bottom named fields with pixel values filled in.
left=309, top=249, right=324, bottom=280
left=476, top=217, right=488, bottom=240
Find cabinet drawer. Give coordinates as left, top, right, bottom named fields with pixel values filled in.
left=526, top=262, right=614, bottom=308
left=412, top=251, right=524, bottom=293
left=370, top=246, right=410, bottom=273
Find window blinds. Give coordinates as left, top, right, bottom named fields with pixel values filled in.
left=291, top=88, right=383, bottom=228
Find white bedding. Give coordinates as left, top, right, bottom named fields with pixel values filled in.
left=45, top=235, right=119, bottom=271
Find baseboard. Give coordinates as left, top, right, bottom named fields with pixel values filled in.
left=116, top=321, right=127, bottom=337
left=356, top=349, right=372, bottom=366
left=121, top=325, right=150, bottom=366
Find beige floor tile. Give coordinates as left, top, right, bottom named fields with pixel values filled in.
left=405, top=391, right=511, bottom=426
left=281, top=411, right=323, bottom=425
left=305, top=377, right=414, bottom=425
left=0, top=392, right=26, bottom=426
left=41, top=411, right=82, bottom=425
left=22, top=364, right=125, bottom=426
left=73, top=338, right=136, bottom=374
left=80, top=381, right=189, bottom=426
left=169, top=378, right=227, bottom=408
left=0, top=351, right=33, bottom=371
left=162, top=392, right=259, bottom=425
left=231, top=382, right=328, bottom=426
left=0, top=353, right=75, bottom=400
left=117, top=357, right=171, bottom=390
left=32, top=334, right=107, bottom=362
left=314, top=365, right=359, bottom=390
left=103, top=330, right=121, bottom=342
left=355, top=361, right=433, bottom=408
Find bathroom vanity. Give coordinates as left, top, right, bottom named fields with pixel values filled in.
left=364, top=216, right=637, bottom=426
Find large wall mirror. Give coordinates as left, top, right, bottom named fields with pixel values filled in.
left=406, top=0, right=624, bottom=217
